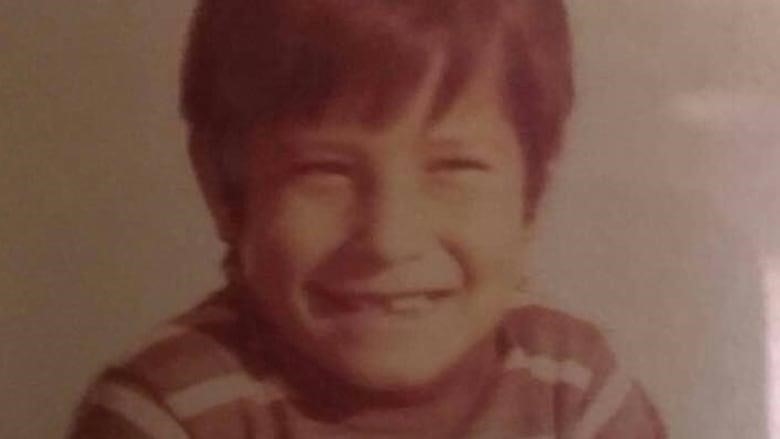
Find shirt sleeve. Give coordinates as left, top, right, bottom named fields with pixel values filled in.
left=69, top=377, right=190, bottom=439
left=568, top=358, right=667, bottom=439
left=500, top=305, right=668, bottom=438
left=589, top=382, right=666, bottom=439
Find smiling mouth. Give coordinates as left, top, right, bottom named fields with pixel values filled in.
left=307, top=285, right=456, bottom=316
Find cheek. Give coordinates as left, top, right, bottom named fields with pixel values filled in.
left=239, top=188, right=354, bottom=286
left=439, top=181, right=527, bottom=289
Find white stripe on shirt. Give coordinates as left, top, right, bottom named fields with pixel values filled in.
left=571, top=369, right=633, bottom=439
left=88, top=381, right=189, bottom=439
left=165, top=373, right=288, bottom=419
left=504, top=348, right=593, bottom=390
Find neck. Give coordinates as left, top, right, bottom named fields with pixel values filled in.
left=241, top=308, right=504, bottom=434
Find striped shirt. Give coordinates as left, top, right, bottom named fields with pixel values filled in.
left=70, top=288, right=666, bottom=438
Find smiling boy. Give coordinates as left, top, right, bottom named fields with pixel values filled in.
left=71, top=1, right=665, bottom=437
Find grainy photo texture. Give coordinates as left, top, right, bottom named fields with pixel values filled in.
left=67, top=1, right=666, bottom=438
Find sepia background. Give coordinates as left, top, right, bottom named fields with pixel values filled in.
left=2, top=1, right=779, bottom=437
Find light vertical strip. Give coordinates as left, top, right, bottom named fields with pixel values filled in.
left=765, top=259, right=780, bottom=438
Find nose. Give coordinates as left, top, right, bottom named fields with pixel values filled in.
left=349, top=175, right=430, bottom=266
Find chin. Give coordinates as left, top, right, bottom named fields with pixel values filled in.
left=334, top=365, right=456, bottom=402
left=344, top=357, right=448, bottom=391
left=319, top=334, right=478, bottom=398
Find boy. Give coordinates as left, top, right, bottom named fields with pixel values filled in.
left=71, top=0, right=665, bottom=437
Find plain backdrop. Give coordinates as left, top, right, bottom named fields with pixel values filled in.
left=2, top=1, right=780, bottom=437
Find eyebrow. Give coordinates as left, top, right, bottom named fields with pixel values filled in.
left=276, top=123, right=506, bottom=157
left=277, top=137, right=361, bottom=156
left=284, top=136, right=474, bottom=158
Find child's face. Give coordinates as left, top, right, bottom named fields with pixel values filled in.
left=238, top=57, right=530, bottom=392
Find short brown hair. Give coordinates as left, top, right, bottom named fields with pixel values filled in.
left=181, top=0, right=573, bottom=221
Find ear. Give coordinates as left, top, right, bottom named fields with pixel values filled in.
left=188, top=128, right=241, bottom=244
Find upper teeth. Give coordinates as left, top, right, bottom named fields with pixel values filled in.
left=311, top=284, right=453, bottom=314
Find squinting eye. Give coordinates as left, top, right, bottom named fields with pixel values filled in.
left=428, top=158, right=492, bottom=173
left=289, top=160, right=353, bottom=179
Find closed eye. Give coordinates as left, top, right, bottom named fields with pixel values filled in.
left=428, top=157, right=492, bottom=173
left=290, top=160, right=353, bottom=177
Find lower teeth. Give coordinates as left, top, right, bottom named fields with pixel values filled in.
left=384, top=296, right=434, bottom=313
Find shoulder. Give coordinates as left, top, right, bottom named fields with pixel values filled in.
left=501, top=303, right=615, bottom=377
left=114, top=290, right=251, bottom=395
left=70, top=290, right=288, bottom=438
left=498, top=302, right=615, bottom=413
left=498, top=301, right=667, bottom=438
